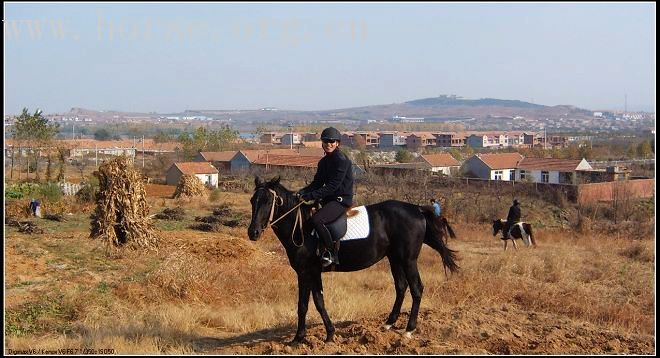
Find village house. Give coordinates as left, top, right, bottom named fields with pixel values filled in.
left=514, top=157, right=593, bottom=184
left=165, top=162, right=219, bottom=188
left=460, top=153, right=523, bottom=181
left=405, top=132, right=437, bottom=151
left=419, top=153, right=461, bottom=175
left=194, top=151, right=238, bottom=172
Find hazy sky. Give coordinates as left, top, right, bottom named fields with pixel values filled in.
left=4, top=2, right=656, bottom=114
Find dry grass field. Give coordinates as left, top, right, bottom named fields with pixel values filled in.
left=4, top=186, right=655, bottom=355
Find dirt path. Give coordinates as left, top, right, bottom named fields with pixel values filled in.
left=204, top=306, right=654, bottom=355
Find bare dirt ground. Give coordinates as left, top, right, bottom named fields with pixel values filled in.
left=204, top=306, right=654, bottom=355
left=4, top=190, right=655, bottom=355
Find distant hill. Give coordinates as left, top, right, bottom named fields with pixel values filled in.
left=41, top=95, right=599, bottom=128
left=405, top=95, right=547, bottom=109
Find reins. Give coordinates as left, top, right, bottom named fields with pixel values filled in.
left=266, top=188, right=306, bottom=247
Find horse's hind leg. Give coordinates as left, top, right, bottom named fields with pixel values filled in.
left=512, top=239, right=518, bottom=250
left=384, top=259, right=408, bottom=330
left=402, top=262, right=424, bottom=337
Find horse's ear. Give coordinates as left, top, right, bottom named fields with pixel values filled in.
left=255, top=175, right=265, bottom=188
left=270, top=176, right=281, bottom=186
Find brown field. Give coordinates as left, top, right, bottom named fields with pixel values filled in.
left=4, top=188, right=655, bottom=355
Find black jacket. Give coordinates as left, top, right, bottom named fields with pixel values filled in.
left=300, top=148, right=354, bottom=207
left=507, top=204, right=521, bottom=223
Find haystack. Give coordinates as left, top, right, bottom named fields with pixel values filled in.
left=90, top=155, right=159, bottom=251
left=173, top=174, right=207, bottom=199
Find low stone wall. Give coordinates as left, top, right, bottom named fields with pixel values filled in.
left=576, top=179, right=655, bottom=204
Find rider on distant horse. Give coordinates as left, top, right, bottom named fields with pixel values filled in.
left=503, top=199, right=521, bottom=240
left=296, top=127, right=354, bottom=267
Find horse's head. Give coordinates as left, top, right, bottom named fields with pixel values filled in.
left=492, top=219, right=502, bottom=236
left=248, top=176, right=283, bottom=241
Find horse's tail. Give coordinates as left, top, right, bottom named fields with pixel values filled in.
left=421, top=209, right=459, bottom=275
left=443, top=217, right=457, bottom=239
left=527, top=224, right=537, bottom=247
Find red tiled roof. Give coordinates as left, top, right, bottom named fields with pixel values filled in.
left=172, top=162, right=219, bottom=175
left=421, top=153, right=460, bottom=167
left=5, top=139, right=180, bottom=151
left=517, top=157, right=587, bottom=171
left=373, top=162, right=430, bottom=170
left=240, top=149, right=324, bottom=162
left=301, top=141, right=323, bottom=148
left=199, top=151, right=238, bottom=161
left=252, top=155, right=320, bottom=167
left=409, top=132, right=436, bottom=139
left=476, top=153, right=523, bottom=169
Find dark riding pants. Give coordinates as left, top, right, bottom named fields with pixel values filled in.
left=503, top=221, right=513, bottom=239
left=310, top=201, right=345, bottom=250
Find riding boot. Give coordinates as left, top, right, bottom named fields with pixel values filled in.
left=317, top=224, right=335, bottom=267
left=333, top=240, right=340, bottom=266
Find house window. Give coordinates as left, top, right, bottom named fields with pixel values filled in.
left=206, top=175, right=212, bottom=185
left=519, top=170, right=526, bottom=181
left=494, top=170, right=503, bottom=180
left=541, top=171, right=549, bottom=183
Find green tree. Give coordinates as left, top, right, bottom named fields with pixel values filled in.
left=626, top=144, right=637, bottom=159
left=153, top=131, right=174, bottom=143
left=94, top=128, right=112, bottom=140
left=177, top=132, right=195, bottom=160
left=352, top=134, right=366, bottom=150
left=11, top=108, right=59, bottom=181
left=637, top=140, right=653, bottom=159
left=578, top=144, right=592, bottom=160
left=565, top=144, right=581, bottom=160
left=395, top=149, right=414, bottom=163
left=255, top=125, right=270, bottom=137
left=207, top=126, right=239, bottom=151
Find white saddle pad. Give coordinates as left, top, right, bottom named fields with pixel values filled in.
left=339, top=205, right=370, bottom=241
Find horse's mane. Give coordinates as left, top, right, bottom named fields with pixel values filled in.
left=263, top=178, right=294, bottom=196
left=257, top=177, right=300, bottom=209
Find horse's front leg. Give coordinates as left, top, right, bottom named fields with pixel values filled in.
left=310, top=273, right=335, bottom=343
left=291, top=275, right=312, bottom=344
left=504, top=240, right=508, bottom=251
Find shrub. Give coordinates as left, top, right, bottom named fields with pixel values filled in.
left=38, top=183, right=63, bottom=203
left=209, top=188, right=222, bottom=202
left=5, top=183, right=40, bottom=198
left=75, top=179, right=99, bottom=203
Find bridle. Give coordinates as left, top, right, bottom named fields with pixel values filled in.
left=255, top=187, right=306, bottom=247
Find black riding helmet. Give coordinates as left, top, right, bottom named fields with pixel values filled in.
left=321, top=127, right=342, bottom=141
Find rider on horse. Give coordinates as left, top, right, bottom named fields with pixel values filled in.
left=296, top=127, right=354, bottom=267
left=503, top=199, right=521, bottom=240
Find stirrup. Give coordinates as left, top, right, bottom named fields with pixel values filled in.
left=321, top=250, right=334, bottom=267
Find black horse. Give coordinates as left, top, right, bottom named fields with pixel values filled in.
left=248, top=176, right=459, bottom=344
left=492, top=219, right=537, bottom=250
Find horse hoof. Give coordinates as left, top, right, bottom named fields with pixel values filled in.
left=402, top=331, right=413, bottom=339
left=382, top=324, right=392, bottom=331
left=289, top=337, right=305, bottom=345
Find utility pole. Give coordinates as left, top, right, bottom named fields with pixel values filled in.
left=72, top=124, right=75, bottom=140
left=95, top=143, right=98, bottom=167
left=142, top=135, right=145, bottom=168
left=289, top=125, right=293, bottom=150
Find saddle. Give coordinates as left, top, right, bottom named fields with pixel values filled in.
left=311, top=207, right=353, bottom=242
